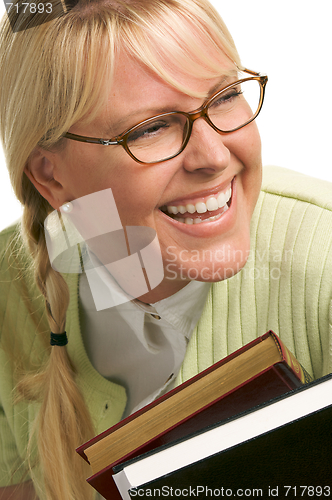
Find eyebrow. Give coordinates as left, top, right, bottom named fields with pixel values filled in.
left=207, top=73, right=237, bottom=96
left=110, top=71, right=239, bottom=134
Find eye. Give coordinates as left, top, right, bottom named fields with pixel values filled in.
left=211, top=86, right=243, bottom=108
left=127, top=120, right=170, bottom=144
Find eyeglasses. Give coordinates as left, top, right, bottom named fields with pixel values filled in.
left=63, top=69, right=267, bottom=165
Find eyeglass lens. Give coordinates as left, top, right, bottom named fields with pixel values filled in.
left=126, top=79, right=262, bottom=163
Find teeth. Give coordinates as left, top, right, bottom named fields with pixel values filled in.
left=209, top=214, right=221, bottom=222
left=173, top=206, right=229, bottom=225
left=167, top=186, right=231, bottom=216
left=168, top=206, right=179, bottom=215
left=217, top=191, right=227, bottom=208
left=185, top=218, right=193, bottom=224
left=186, top=204, right=196, bottom=214
left=196, top=202, right=207, bottom=214
left=206, top=197, right=219, bottom=211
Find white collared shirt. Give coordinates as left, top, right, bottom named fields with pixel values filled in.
left=79, top=272, right=210, bottom=417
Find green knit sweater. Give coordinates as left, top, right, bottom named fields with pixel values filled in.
left=1, top=166, right=332, bottom=491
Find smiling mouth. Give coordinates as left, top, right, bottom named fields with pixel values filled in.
left=160, top=184, right=232, bottom=225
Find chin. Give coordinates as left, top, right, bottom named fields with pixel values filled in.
left=163, top=233, right=251, bottom=284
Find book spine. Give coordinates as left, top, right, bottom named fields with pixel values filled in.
left=77, top=334, right=269, bottom=459
left=270, top=332, right=312, bottom=384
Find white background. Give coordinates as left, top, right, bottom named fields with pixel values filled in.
left=0, top=0, right=331, bottom=231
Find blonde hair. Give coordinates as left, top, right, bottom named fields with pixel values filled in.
left=0, top=1, right=241, bottom=498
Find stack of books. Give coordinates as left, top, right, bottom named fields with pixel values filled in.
left=77, top=332, right=332, bottom=499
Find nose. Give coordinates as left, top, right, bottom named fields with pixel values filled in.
left=181, top=117, right=231, bottom=174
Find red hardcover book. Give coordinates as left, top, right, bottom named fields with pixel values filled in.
left=77, top=331, right=311, bottom=500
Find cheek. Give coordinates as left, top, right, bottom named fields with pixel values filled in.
left=229, top=122, right=261, bottom=164
left=94, top=164, right=165, bottom=224
left=62, top=154, right=163, bottom=226
left=104, top=158, right=176, bottom=217
left=60, top=145, right=131, bottom=200
left=232, top=124, right=262, bottom=204
left=58, top=147, right=106, bottom=197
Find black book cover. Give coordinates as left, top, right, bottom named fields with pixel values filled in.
left=125, top=376, right=332, bottom=499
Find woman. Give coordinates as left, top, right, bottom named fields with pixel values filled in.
left=1, top=0, right=332, bottom=499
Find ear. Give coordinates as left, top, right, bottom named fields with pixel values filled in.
left=24, top=148, right=69, bottom=210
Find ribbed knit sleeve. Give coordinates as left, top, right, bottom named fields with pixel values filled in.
left=176, top=166, right=332, bottom=384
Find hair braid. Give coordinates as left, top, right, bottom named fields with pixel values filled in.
left=17, top=189, right=95, bottom=499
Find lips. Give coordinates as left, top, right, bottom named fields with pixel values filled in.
left=160, top=182, right=233, bottom=225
